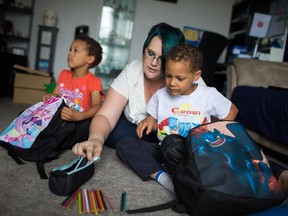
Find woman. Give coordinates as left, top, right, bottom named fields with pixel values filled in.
left=72, top=22, right=205, bottom=160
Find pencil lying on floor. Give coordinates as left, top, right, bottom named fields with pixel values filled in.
left=120, top=191, right=127, bottom=213
left=101, top=189, right=118, bottom=212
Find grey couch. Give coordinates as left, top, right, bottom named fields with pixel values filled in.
left=226, top=58, right=288, bottom=156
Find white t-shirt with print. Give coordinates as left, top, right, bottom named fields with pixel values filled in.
left=147, top=85, right=232, bottom=141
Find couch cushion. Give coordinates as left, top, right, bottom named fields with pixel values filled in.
left=231, top=86, right=288, bottom=146
left=233, top=58, right=288, bottom=89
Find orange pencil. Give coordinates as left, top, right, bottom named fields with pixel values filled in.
left=87, top=189, right=94, bottom=213
left=96, top=189, right=104, bottom=211
left=100, top=190, right=108, bottom=212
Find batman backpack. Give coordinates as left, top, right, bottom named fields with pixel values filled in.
left=127, top=121, right=286, bottom=216
left=0, top=97, right=90, bottom=179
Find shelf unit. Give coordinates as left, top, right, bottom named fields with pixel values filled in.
left=95, top=0, right=136, bottom=92
left=0, top=0, right=35, bottom=56
left=35, top=25, right=59, bottom=74
left=226, top=0, right=271, bottom=63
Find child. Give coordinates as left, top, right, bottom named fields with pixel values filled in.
left=43, top=35, right=104, bottom=147
left=116, top=44, right=238, bottom=192
left=43, top=35, right=104, bottom=121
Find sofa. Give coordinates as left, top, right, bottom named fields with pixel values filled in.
left=226, top=58, right=288, bottom=157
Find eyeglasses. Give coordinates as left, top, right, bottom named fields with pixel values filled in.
left=144, top=49, right=162, bottom=63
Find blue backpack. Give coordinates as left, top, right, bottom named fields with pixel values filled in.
left=127, top=121, right=286, bottom=215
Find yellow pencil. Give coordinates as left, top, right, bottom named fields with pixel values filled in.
left=91, top=190, right=98, bottom=215
left=78, top=190, right=82, bottom=214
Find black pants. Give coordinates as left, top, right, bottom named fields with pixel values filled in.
left=116, top=137, right=162, bottom=181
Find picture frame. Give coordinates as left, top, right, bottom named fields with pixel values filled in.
left=11, top=47, right=26, bottom=56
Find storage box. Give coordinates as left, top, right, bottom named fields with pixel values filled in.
left=13, top=72, right=52, bottom=104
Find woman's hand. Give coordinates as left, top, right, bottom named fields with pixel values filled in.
left=136, top=115, right=156, bottom=138
left=72, top=139, right=103, bottom=161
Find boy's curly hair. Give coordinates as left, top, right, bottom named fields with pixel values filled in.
left=167, top=44, right=203, bottom=73
left=75, top=35, right=103, bottom=68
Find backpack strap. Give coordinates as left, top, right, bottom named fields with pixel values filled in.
left=36, top=161, right=48, bottom=179
left=8, top=151, right=25, bottom=165
left=126, top=199, right=186, bottom=214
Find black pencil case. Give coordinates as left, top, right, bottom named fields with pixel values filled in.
left=49, top=156, right=100, bottom=196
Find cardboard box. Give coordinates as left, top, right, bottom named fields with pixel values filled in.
left=13, top=72, right=52, bottom=104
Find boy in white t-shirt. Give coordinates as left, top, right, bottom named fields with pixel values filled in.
left=116, top=44, right=238, bottom=192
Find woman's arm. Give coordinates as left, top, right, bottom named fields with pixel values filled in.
left=72, top=87, right=128, bottom=160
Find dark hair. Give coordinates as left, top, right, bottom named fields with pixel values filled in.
left=142, top=23, right=185, bottom=73
left=75, top=35, right=103, bottom=68
left=167, top=43, right=203, bottom=72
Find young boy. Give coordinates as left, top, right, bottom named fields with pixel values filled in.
left=117, top=44, right=238, bottom=193
left=137, top=44, right=238, bottom=139
left=43, top=35, right=104, bottom=147
left=44, top=35, right=104, bottom=121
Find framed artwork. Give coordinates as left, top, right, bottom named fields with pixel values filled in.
left=11, top=47, right=26, bottom=56
left=38, top=60, right=49, bottom=72
left=40, top=46, right=51, bottom=60
left=41, top=31, right=52, bottom=45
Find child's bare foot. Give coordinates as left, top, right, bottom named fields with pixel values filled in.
left=278, top=170, right=288, bottom=196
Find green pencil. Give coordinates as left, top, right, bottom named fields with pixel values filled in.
left=120, top=191, right=127, bottom=213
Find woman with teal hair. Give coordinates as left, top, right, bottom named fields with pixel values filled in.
left=72, top=23, right=205, bottom=191
left=73, top=22, right=205, bottom=154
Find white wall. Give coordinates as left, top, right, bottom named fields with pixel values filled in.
left=28, top=0, right=236, bottom=80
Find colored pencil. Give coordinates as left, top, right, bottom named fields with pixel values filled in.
left=63, top=189, right=79, bottom=208
left=81, top=188, right=86, bottom=213
left=96, top=189, right=104, bottom=211
left=93, top=189, right=100, bottom=211
left=120, top=191, right=127, bottom=213
left=68, top=192, right=78, bottom=211
left=84, top=188, right=90, bottom=213
left=91, top=190, right=98, bottom=215
left=88, top=189, right=94, bottom=213
left=101, top=189, right=118, bottom=212
left=60, top=195, right=71, bottom=208
left=100, top=190, right=108, bottom=212
left=78, top=189, right=82, bottom=214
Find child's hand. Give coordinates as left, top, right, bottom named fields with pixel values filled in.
left=43, top=94, right=53, bottom=102
left=61, top=107, right=80, bottom=121
left=136, top=115, right=156, bottom=138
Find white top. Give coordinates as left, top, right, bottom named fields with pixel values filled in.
left=147, top=85, right=232, bottom=141
left=111, top=59, right=207, bottom=124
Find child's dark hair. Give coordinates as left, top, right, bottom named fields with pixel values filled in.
left=75, top=35, right=103, bottom=68
left=167, top=44, right=203, bottom=73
